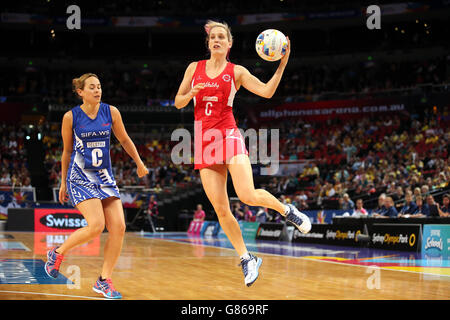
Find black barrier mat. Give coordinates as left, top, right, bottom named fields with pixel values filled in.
left=292, top=223, right=365, bottom=246
left=255, top=223, right=289, bottom=241
left=368, top=223, right=422, bottom=252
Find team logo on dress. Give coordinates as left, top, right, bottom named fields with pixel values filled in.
left=204, top=82, right=219, bottom=89
left=222, top=74, right=231, bottom=82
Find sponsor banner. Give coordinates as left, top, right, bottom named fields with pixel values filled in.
left=238, top=221, right=260, bottom=240
left=380, top=2, right=431, bottom=15
left=237, top=13, right=298, bottom=25
left=200, top=221, right=220, bottom=237
left=422, top=225, right=450, bottom=257
left=0, top=13, right=31, bottom=23
left=111, top=16, right=159, bottom=27
left=187, top=220, right=204, bottom=235
left=256, top=223, right=286, bottom=241
left=53, top=16, right=109, bottom=26
left=307, top=10, right=358, bottom=20
left=292, top=224, right=363, bottom=246
left=369, top=224, right=421, bottom=251
left=34, top=232, right=100, bottom=256
left=34, top=208, right=87, bottom=232
left=250, top=98, right=406, bottom=123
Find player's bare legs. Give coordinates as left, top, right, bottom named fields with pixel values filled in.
left=101, top=197, right=126, bottom=280
left=200, top=164, right=247, bottom=256
left=45, top=198, right=105, bottom=279
left=56, top=198, right=106, bottom=255
left=228, top=154, right=311, bottom=233
left=200, top=163, right=262, bottom=286
left=227, top=154, right=286, bottom=215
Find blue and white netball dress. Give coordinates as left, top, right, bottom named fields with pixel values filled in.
left=67, top=102, right=120, bottom=206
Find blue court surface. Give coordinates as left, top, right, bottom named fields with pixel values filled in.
left=141, top=232, right=450, bottom=277
left=0, top=241, right=30, bottom=251
left=0, top=259, right=72, bottom=285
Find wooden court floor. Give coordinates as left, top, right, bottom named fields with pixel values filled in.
left=0, top=232, right=449, bottom=300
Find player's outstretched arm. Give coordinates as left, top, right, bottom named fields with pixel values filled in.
left=236, top=37, right=291, bottom=99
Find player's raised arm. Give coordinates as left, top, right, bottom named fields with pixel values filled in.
left=174, top=62, right=205, bottom=109
left=235, top=37, right=291, bottom=99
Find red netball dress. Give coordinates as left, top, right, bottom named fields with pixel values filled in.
left=191, top=60, right=248, bottom=170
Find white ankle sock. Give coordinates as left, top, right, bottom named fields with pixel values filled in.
left=284, top=204, right=290, bottom=215
left=240, top=252, right=250, bottom=260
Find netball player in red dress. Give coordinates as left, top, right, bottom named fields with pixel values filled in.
left=175, top=20, right=311, bottom=286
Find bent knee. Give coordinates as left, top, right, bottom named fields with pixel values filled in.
left=214, top=204, right=232, bottom=219
left=107, top=221, right=126, bottom=235
left=89, top=222, right=105, bottom=236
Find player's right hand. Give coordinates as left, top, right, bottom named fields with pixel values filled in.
left=59, top=183, right=68, bottom=205
left=137, top=162, right=149, bottom=178
left=189, top=83, right=205, bottom=98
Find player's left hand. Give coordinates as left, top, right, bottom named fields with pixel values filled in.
left=137, top=161, right=149, bottom=178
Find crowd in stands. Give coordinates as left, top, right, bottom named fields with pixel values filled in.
left=276, top=56, right=449, bottom=101
left=260, top=109, right=450, bottom=211
left=0, top=123, right=32, bottom=188
left=0, top=64, right=180, bottom=107
left=2, top=101, right=450, bottom=221
left=1, top=1, right=412, bottom=18
left=3, top=102, right=450, bottom=214
left=2, top=54, right=448, bottom=107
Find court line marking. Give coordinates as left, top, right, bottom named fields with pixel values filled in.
left=149, top=237, right=450, bottom=278
left=300, top=256, right=450, bottom=278
left=355, top=254, right=398, bottom=261
left=0, top=290, right=109, bottom=300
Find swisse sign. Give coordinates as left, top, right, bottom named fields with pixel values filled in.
left=256, top=223, right=286, bottom=241
left=292, top=224, right=362, bottom=246
left=35, top=208, right=87, bottom=232
left=369, top=224, right=422, bottom=252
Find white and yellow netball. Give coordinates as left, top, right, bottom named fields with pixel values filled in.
left=255, top=29, right=287, bottom=62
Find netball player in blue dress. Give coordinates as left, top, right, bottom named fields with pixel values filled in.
left=44, top=73, right=148, bottom=299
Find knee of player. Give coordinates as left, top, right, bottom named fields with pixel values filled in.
left=214, top=204, right=232, bottom=218
left=89, top=221, right=105, bottom=236
left=107, top=221, right=126, bottom=235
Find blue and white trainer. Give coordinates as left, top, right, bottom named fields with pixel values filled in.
left=238, top=254, right=262, bottom=287
left=92, top=278, right=122, bottom=299
left=44, top=247, right=64, bottom=278
left=286, top=204, right=312, bottom=233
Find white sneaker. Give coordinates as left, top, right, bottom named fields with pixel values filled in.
left=286, top=204, right=312, bottom=233
left=238, top=254, right=262, bottom=287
